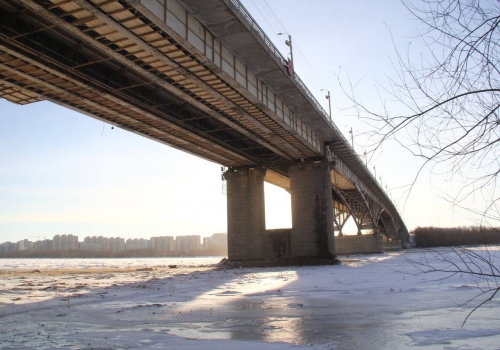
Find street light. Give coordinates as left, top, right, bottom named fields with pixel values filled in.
left=278, top=33, right=293, bottom=64
left=348, top=127, right=354, bottom=149
left=320, top=89, right=332, bottom=120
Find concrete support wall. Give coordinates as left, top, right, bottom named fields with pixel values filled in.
left=335, top=234, right=384, bottom=255
left=224, top=167, right=266, bottom=260
left=289, top=162, right=335, bottom=258
left=399, top=228, right=410, bottom=249
left=263, top=229, right=291, bottom=260
left=383, top=237, right=403, bottom=252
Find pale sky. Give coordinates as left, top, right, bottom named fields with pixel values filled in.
left=0, top=0, right=494, bottom=243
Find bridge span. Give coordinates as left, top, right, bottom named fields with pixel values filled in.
left=0, top=0, right=408, bottom=262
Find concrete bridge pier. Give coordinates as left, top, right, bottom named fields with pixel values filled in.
left=224, top=167, right=266, bottom=260
left=289, top=162, right=335, bottom=259
left=224, top=162, right=337, bottom=265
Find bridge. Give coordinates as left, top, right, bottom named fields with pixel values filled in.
left=0, top=0, right=408, bottom=263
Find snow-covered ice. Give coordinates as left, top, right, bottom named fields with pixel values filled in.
left=0, top=249, right=499, bottom=349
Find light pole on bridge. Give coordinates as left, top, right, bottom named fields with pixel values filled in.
left=320, top=89, right=332, bottom=120
left=278, top=33, right=293, bottom=66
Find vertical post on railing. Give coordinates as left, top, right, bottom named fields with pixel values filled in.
left=349, top=127, right=354, bottom=149
left=320, top=89, right=332, bottom=120
left=278, top=32, right=293, bottom=65
left=286, top=34, right=293, bottom=65
left=326, top=90, right=331, bottom=120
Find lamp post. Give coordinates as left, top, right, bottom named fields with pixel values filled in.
left=348, top=127, right=354, bottom=149
left=320, top=89, right=332, bottom=120
left=278, top=33, right=293, bottom=64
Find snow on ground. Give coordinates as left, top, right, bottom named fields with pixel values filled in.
left=0, top=249, right=499, bottom=349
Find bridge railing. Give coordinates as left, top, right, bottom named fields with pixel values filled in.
left=229, top=0, right=387, bottom=194
left=230, top=0, right=287, bottom=67
left=229, top=0, right=333, bottom=123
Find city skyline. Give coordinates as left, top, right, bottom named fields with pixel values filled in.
left=0, top=232, right=227, bottom=254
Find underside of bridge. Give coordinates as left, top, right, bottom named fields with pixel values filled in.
left=0, top=0, right=322, bottom=173
left=0, top=0, right=408, bottom=263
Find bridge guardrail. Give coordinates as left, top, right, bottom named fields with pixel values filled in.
left=229, top=0, right=333, bottom=124
left=229, top=0, right=393, bottom=204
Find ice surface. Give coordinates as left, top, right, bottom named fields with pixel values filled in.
left=1, top=249, right=499, bottom=349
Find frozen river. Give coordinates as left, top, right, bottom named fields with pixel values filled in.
left=1, top=249, right=499, bottom=349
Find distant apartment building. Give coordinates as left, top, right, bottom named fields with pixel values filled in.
left=84, top=236, right=106, bottom=245
left=84, top=236, right=125, bottom=252
left=83, top=236, right=105, bottom=251
left=52, top=234, right=78, bottom=250
left=16, top=239, right=33, bottom=251
left=0, top=240, right=35, bottom=252
left=203, top=233, right=228, bottom=251
left=125, top=238, right=150, bottom=250
left=106, top=237, right=125, bottom=251
left=175, top=235, right=201, bottom=252
left=35, top=239, right=53, bottom=251
left=151, top=236, right=175, bottom=251
left=203, top=237, right=210, bottom=249
left=0, top=242, right=17, bottom=253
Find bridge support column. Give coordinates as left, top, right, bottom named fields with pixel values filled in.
left=289, top=162, right=335, bottom=258
left=224, top=167, right=266, bottom=260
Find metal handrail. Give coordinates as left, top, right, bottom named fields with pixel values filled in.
left=228, top=0, right=386, bottom=193
left=229, top=0, right=330, bottom=119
